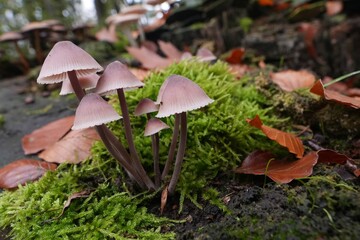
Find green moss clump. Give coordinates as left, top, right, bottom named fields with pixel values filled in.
left=106, top=60, right=284, bottom=208
left=0, top=153, right=174, bottom=239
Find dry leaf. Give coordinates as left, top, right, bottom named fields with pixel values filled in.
left=310, top=80, right=360, bottom=109
left=298, top=22, right=319, bottom=59
left=39, top=128, right=100, bottom=164
left=235, top=151, right=318, bottom=183
left=22, top=116, right=75, bottom=155
left=58, top=190, right=91, bottom=218
left=271, top=70, right=316, bottom=92
left=326, top=1, right=343, bottom=16
left=0, top=159, right=57, bottom=189
left=258, top=0, right=274, bottom=6
left=126, top=46, right=173, bottom=69
left=158, top=40, right=182, bottom=60
left=160, top=185, right=168, bottom=215
left=247, top=115, right=304, bottom=158
left=317, top=149, right=349, bottom=164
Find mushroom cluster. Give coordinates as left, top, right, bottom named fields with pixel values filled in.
left=37, top=40, right=214, bottom=193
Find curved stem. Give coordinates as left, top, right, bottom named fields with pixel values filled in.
left=13, top=41, right=29, bottom=73
left=152, top=133, right=161, bottom=188
left=68, top=70, right=85, bottom=100
left=168, top=112, right=187, bottom=194
left=117, top=89, right=155, bottom=190
left=161, top=114, right=180, bottom=180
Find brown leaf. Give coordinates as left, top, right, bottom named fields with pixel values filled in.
left=126, top=46, right=173, bottom=70
left=158, top=40, right=182, bottom=60
left=247, top=115, right=304, bottom=158
left=271, top=70, right=316, bottom=92
left=38, top=128, right=100, bottom=164
left=310, top=80, right=360, bottom=109
left=58, top=190, right=91, bottom=218
left=317, top=149, right=349, bottom=164
left=326, top=1, right=343, bottom=16
left=225, top=48, right=245, bottom=64
left=160, top=185, right=168, bottom=215
left=0, top=159, right=57, bottom=189
left=129, top=68, right=150, bottom=82
left=22, top=116, right=75, bottom=155
left=235, top=151, right=318, bottom=184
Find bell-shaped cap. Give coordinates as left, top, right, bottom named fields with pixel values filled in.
left=121, top=5, right=148, bottom=15
left=134, top=98, right=159, bottom=116
left=180, top=52, right=193, bottom=60
left=112, top=14, right=142, bottom=26
left=196, top=48, right=216, bottom=62
left=144, top=118, right=169, bottom=136
left=0, top=32, right=24, bottom=42
left=156, top=75, right=214, bottom=118
left=60, top=73, right=100, bottom=95
left=37, top=41, right=103, bottom=84
left=72, top=93, right=122, bottom=130
left=95, top=61, right=144, bottom=95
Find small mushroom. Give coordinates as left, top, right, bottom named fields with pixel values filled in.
left=96, top=61, right=155, bottom=190
left=0, top=31, right=30, bottom=73
left=144, top=118, right=169, bottom=187
left=156, top=74, right=214, bottom=194
left=196, top=47, right=217, bottom=62
left=134, top=98, right=159, bottom=117
left=60, top=73, right=99, bottom=95
left=110, top=14, right=143, bottom=47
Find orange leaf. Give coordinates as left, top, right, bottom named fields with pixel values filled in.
left=22, top=116, right=75, bottom=155
left=160, top=185, right=168, bottom=215
left=270, top=70, right=316, bottom=92
left=38, top=128, right=100, bottom=164
left=247, top=115, right=304, bottom=158
left=235, top=151, right=318, bottom=183
left=310, top=80, right=360, bottom=109
left=126, top=46, right=173, bottom=70
left=225, top=48, right=245, bottom=64
left=258, top=0, right=274, bottom=6
left=317, top=149, right=349, bottom=164
left=0, top=159, right=57, bottom=189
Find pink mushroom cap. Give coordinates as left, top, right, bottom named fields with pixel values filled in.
left=156, top=75, right=214, bottom=118
left=72, top=93, right=122, bottom=130
left=144, top=118, right=169, bottom=136
left=196, top=48, right=217, bottom=62
left=95, top=61, right=144, bottom=95
left=60, top=73, right=100, bottom=95
left=134, top=98, right=159, bottom=116
left=37, top=41, right=103, bottom=84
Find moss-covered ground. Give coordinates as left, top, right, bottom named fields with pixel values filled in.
left=0, top=60, right=359, bottom=239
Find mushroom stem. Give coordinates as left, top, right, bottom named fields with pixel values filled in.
left=122, top=27, right=137, bottom=47
left=117, top=88, right=155, bottom=190
left=161, top=114, right=180, bottom=180
left=146, top=113, right=161, bottom=188
left=13, top=41, right=30, bottom=73
left=168, top=112, right=187, bottom=194
left=68, top=70, right=147, bottom=188
left=33, top=30, right=44, bottom=63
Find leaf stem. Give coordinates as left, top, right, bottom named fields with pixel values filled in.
left=323, top=70, right=360, bottom=87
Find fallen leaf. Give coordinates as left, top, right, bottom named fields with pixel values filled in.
left=271, top=70, right=316, bottom=92
left=225, top=48, right=245, bottom=64
left=247, top=115, right=304, bottom=158
left=228, top=64, right=251, bottom=79
left=22, top=116, right=75, bottom=155
left=126, top=46, right=173, bottom=69
left=0, top=159, right=57, bottom=189
left=129, top=68, right=150, bottom=82
left=310, top=80, right=360, bottom=109
left=298, top=22, right=319, bottom=59
left=354, top=169, right=360, bottom=177
left=160, top=185, right=168, bottom=215
left=38, top=128, right=100, bottom=164
left=258, top=0, right=274, bottom=6
left=235, top=151, right=318, bottom=183
left=58, top=190, right=91, bottom=218
left=317, top=149, right=349, bottom=164
left=158, top=40, right=182, bottom=60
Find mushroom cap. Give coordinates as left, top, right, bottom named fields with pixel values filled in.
left=145, top=0, right=167, bottom=6
left=0, top=32, right=24, bottom=42
left=144, top=118, right=169, bottom=136
left=95, top=61, right=144, bottom=95
left=72, top=93, right=122, bottom=130
left=121, top=5, right=148, bottom=15
left=156, top=75, right=214, bottom=118
left=134, top=98, right=159, bottom=116
left=60, top=73, right=100, bottom=95
left=21, top=21, right=50, bottom=32
left=37, top=41, right=103, bottom=84
left=196, top=48, right=216, bottom=62
left=112, top=14, right=142, bottom=26
left=180, top=52, right=193, bottom=60
left=42, top=19, right=61, bottom=27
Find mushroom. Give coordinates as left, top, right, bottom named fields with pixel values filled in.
left=95, top=61, right=155, bottom=189
left=144, top=118, right=169, bottom=187
left=156, top=74, right=214, bottom=194
left=0, top=31, right=30, bottom=73
left=110, top=14, right=143, bottom=47
left=21, top=21, right=50, bottom=64
left=60, top=73, right=99, bottom=95
left=196, top=47, right=217, bottom=62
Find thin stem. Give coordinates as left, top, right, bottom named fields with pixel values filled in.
left=168, top=112, right=187, bottom=194
left=117, top=89, right=155, bottom=190
left=152, top=134, right=161, bottom=188
left=323, top=70, right=360, bottom=87
left=13, top=41, right=29, bottom=73
left=161, top=114, right=180, bottom=180
left=67, top=70, right=85, bottom=100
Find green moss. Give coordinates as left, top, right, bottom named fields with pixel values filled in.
left=0, top=154, right=174, bottom=239
left=0, top=114, right=4, bottom=127
left=106, top=60, right=284, bottom=209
